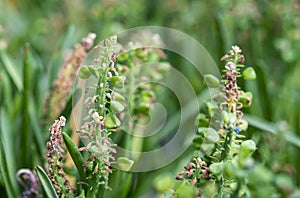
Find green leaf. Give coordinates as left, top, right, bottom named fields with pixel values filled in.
left=62, top=132, right=86, bottom=181
left=0, top=109, right=19, bottom=197
left=35, top=166, right=58, bottom=198
left=28, top=99, right=46, bottom=159
left=0, top=137, right=17, bottom=198
left=0, top=48, right=23, bottom=91
left=245, top=115, right=300, bottom=148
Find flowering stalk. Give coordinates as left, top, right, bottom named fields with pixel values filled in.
left=175, top=46, right=256, bottom=197
left=77, top=35, right=122, bottom=197
left=46, top=116, right=76, bottom=196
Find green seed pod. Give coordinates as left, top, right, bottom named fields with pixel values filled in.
left=243, top=67, right=256, bottom=80
left=238, top=92, right=253, bottom=108
left=136, top=102, right=150, bottom=114
left=204, top=74, right=220, bottom=88
left=112, top=92, right=125, bottom=102
left=239, top=140, right=256, bottom=160
left=111, top=100, right=124, bottom=113
left=224, top=161, right=236, bottom=178
left=209, top=162, right=224, bottom=176
left=153, top=174, right=173, bottom=192
left=141, top=91, right=154, bottom=102
left=104, top=113, right=121, bottom=129
left=193, top=128, right=207, bottom=148
left=196, top=113, right=209, bottom=127
left=205, top=102, right=218, bottom=118
left=147, top=52, right=160, bottom=62
left=111, top=76, right=126, bottom=89
left=117, top=157, right=134, bottom=171
left=79, top=65, right=91, bottom=79
left=176, top=183, right=195, bottom=198
left=117, top=52, right=129, bottom=63
left=88, top=65, right=99, bottom=78
left=135, top=48, right=148, bottom=58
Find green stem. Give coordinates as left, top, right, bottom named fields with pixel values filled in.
left=220, top=129, right=233, bottom=161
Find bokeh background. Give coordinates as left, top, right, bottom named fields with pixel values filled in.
left=1, top=0, right=300, bottom=197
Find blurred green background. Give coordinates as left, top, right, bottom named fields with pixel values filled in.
left=0, top=0, right=300, bottom=197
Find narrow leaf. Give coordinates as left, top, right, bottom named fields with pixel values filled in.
left=0, top=49, right=23, bottom=91
left=245, top=115, right=300, bottom=148
left=35, top=166, right=58, bottom=198
left=0, top=137, right=16, bottom=198
left=62, top=132, right=86, bottom=181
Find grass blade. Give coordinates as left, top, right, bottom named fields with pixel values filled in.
left=35, top=166, right=58, bottom=198
left=0, top=48, right=23, bottom=91
left=20, top=44, right=31, bottom=167
left=0, top=109, right=19, bottom=197
left=245, top=115, right=300, bottom=148
left=62, top=132, right=86, bottom=181
left=0, top=137, right=17, bottom=198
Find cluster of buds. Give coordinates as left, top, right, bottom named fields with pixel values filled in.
left=16, top=169, right=41, bottom=198
left=46, top=116, right=76, bottom=195
left=176, top=157, right=211, bottom=185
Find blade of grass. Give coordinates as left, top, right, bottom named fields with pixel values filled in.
left=62, top=132, right=86, bottom=181
left=28, top=98, right=46, bottom=159
left=0, top=137, right=16, bottom=198
left=20, top=44, right=31, bottom=167
left=245, top=115, right=300, bottom=148
left=35, top=166, right=58, bottom=198
left=0, top=109, right=19, bottom=197
left=0, top=69, right=13, bottom=110
left=0, top=48, right=23, bottom=91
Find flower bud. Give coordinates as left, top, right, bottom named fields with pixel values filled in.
left=242, top=67, right=256, bottom=80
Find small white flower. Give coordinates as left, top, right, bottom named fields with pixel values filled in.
left=91, top=112, right=103, bottom=122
